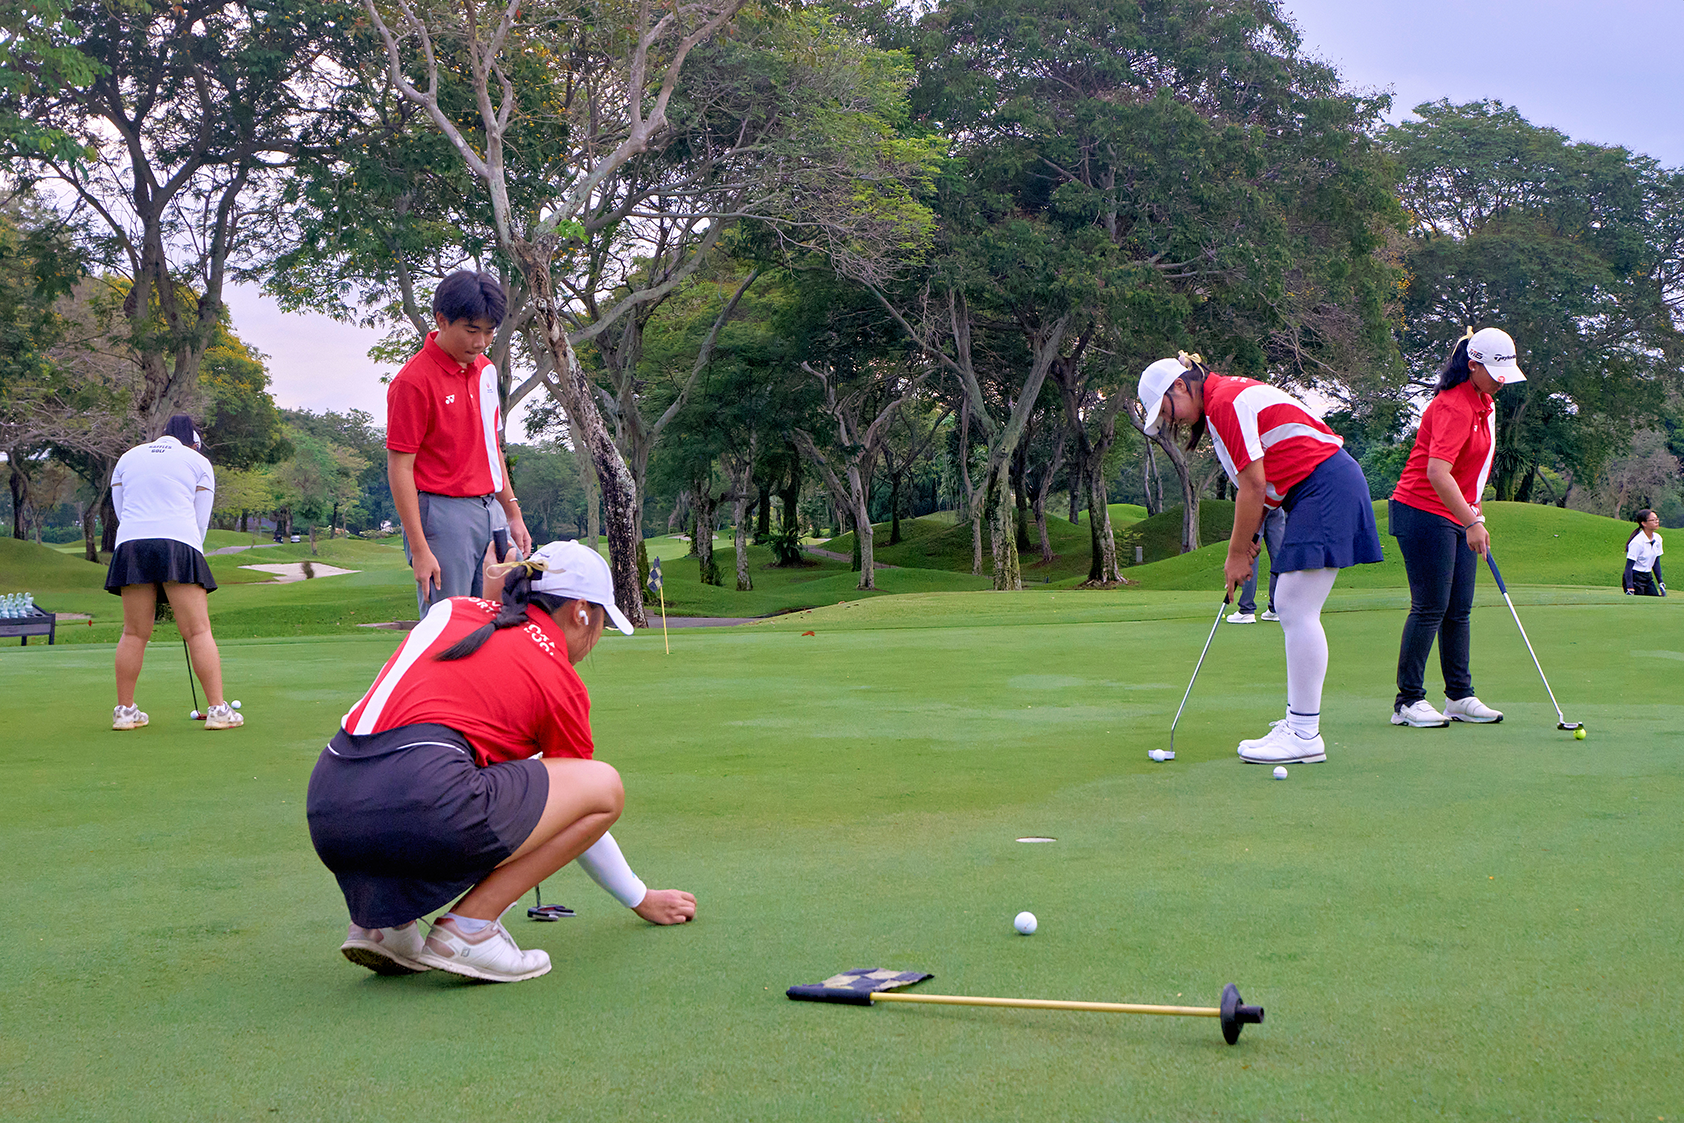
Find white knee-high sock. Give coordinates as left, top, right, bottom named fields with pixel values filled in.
left=1275, top=568, right=1339, bottom=738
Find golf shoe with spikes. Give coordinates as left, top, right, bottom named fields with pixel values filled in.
left=1444, top=696, right=1503, bottom=723
left=341, top=921, right=429, bottom=975
left=1237, top=722, right=1326, bottom=764
left=112, top=704, right=148, bottom=731
left=418, top=917, right=552, bottom=982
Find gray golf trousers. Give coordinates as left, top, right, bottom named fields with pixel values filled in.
left=403, top=492, right=496, bottom=617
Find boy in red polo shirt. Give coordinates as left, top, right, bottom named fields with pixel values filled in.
left=387, top=271, right=532, bottom=615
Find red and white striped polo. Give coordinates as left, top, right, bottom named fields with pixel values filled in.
left=1202, top=373, right=1343, bottom=509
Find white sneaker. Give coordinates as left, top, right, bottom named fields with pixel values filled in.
left=417, top=917, right=552, bottom=982
left=203, top=702, right=244, bottom=730
left=1237, top=722, right=1326, bottom=764
left=1237, top=719, right=1288, bottom=754
left=1226, top=612, right=1257, bottom=624
left=1391, top=700, right=1450, bottom=728
left=112, top=704, right=148, bottom=731
left=1444, top=696, right=1503, bottom=723
left=1260, top=609, right=1280, bottom=621
left=341, top=921, right=430, bottom=975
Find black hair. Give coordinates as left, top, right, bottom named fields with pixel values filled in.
left=1178, top=355, right=1210, bottom=452
left=1434, top=337, right=1473, bottom=397
left=431, top=270, right=507, bottom=326
left=1628, top=509, right=1658, bottom=546
left=160, top=414, right=199, bottom=448
left=435, top=562, right=568, bottom=661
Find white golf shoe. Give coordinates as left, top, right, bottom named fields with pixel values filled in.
left=1237, top=719, right=1287, bottom=754
left=1444, top=696, right=1503, bottom=723
left=1391, top=700, right=1450, bottom=728
left=1237, top=722, right=1326, bottom=764
left=112, top=704, right=148, bottom=731
left=418, top=917, right=552, bottom=982
left=1225, top=611, right=1257, bottom=624
left=341, top=921, right=430, bottom=975
left=1260, top=609, right=1280, bottom=621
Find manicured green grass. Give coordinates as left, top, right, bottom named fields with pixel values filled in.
left=2, top=588, right=1679, bottom=1121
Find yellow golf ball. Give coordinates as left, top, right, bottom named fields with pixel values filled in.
left=1574, top=727, right=1587, bottom=740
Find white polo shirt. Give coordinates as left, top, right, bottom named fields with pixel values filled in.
left=111, top=436, right=215, bottom=550
left=1627, top=531, right=1663, bottom=574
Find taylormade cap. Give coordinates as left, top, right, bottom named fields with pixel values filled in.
left=1466, top=327, right=1525, bottom=383
left=528, top=540, right=635, bottom=635
left=1137, top=357, right=1189, bottom=436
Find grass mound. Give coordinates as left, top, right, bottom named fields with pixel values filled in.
left=0, top=537, right=109, bottom=591
left=822, top=504, right=1148, bottom=583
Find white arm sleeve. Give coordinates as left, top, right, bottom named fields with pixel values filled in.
left=193, top=487, right=213, bottom=543
left=575, top=831, right=648, bottom=908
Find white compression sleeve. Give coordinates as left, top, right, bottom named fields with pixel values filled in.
left=1275, top=567, right=1339, bottom=734
left=193, top=488, right=213, bottom=543
left=576, top=831, right=647, bottom=908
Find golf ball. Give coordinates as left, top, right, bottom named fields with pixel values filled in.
left=1013, top=911, right=1037, bottom=935
left=1574, top=727, right=1586, bottom=740
left=231, top=700, right=241, bottom=710
left=1273, top=766, right=1288, bottom=780
left=189, top=709, right=200, bottom=720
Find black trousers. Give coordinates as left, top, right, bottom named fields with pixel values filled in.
left=1392, top=500, right=1478, bottom=709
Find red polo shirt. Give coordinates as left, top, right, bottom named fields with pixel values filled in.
left=386, top=333, right=505, bottom=496
left=340, top=597, right=594, bottom=766
left=1202, top=373, right=1344, bottom=509
left=1391, top=381, right=1494, bottom=522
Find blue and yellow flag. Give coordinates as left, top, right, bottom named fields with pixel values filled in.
left=647, top=556, right=663, bottom=594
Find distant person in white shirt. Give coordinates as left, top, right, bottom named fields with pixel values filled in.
left=1623, top=509, right=1665, bottom=597
left=104, top=415, right=243, bottom=731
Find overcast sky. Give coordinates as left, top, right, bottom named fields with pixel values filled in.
left=223, top=0, right=1684, bottom=431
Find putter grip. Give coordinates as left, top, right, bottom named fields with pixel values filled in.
left=786, top=985, right=875, bottom=1005
left=1484, top=551, right=1508, bottom=595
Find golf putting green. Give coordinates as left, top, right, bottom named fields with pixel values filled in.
left=2, top=586, right=1679, bottom=1121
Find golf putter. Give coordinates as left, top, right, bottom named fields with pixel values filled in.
left=1483, top=549, right=1581, bottom=731
left=1168, top=531, right=1259, bottom=754
left=528, top=882, right=575, bottom=921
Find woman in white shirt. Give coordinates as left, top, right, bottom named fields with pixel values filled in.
left=104, top=415, right=243, bottom=730
left=1622, top=509, right=1665, bottom=597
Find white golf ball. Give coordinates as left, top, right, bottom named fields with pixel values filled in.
left=189, top=710, right=200, bottom=720
left=1273, top=766, right=1288, bottom=780
left=1013, top=911, right=1037, bottom=935
left=231, top=700, right=241, bottom=710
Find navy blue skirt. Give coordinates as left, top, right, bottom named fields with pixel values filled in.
left=1273, top=450, right=1384, bottom=573
left=306, top=724, right=549, bottom=929
left=104, top=538, right=217, bottom=594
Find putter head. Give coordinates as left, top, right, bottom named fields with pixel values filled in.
left=1219, top=983, right=1264, bottom=1045
left=527, top=904, right=575, bottom=921
left=1558, top=722, right=1582, bottom=731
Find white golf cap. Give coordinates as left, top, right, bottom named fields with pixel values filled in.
left=1137, top=357, right=1189, bottom=436
left=528, top=540, right=635, bottom=635
left=1466, top=327, right=1525, bottom=383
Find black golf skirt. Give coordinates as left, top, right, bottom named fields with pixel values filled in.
left=104, top=537, right=217, bottom=595
left=306, top=723, right=550, bottom=929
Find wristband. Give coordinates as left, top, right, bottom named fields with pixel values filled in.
left=1463, top=515, right=1485, bottom=529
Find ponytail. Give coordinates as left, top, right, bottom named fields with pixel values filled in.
left=435, top=556, right=567, bottom=662
left=1628, top=509, right=1657, bottom=546
left=1434, top=330, right=1475, bottom=397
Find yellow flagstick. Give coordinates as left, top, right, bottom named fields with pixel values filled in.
left=658, top=584, right=669, bottom=654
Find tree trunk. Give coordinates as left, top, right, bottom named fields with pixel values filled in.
left=888, top=469, right=903, bottom=546
left=82, top=501, right=99, bottom=562
left=989, top=473, right=1021, bottom=589
left=101, top=491, right=118, bottom=551
left=847, top=461, right=875, bottom=591
left=732, top=484, right=753, bottom=592
left=778, top=458, right=802, bottom=534
left=754, top=483, right=771, bottom=543
left=1085, top=462, right=1121, bottom=583
left=693, top=485, right=720, bottom=586
left=8, top=455, right=30, bottom=541
left=1012, top=447, right=1032, bottom=553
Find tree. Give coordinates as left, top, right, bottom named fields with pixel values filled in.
left=895, top=0, right=1400, bottom=566
left=1387, top=100, right=1684, bottom=502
